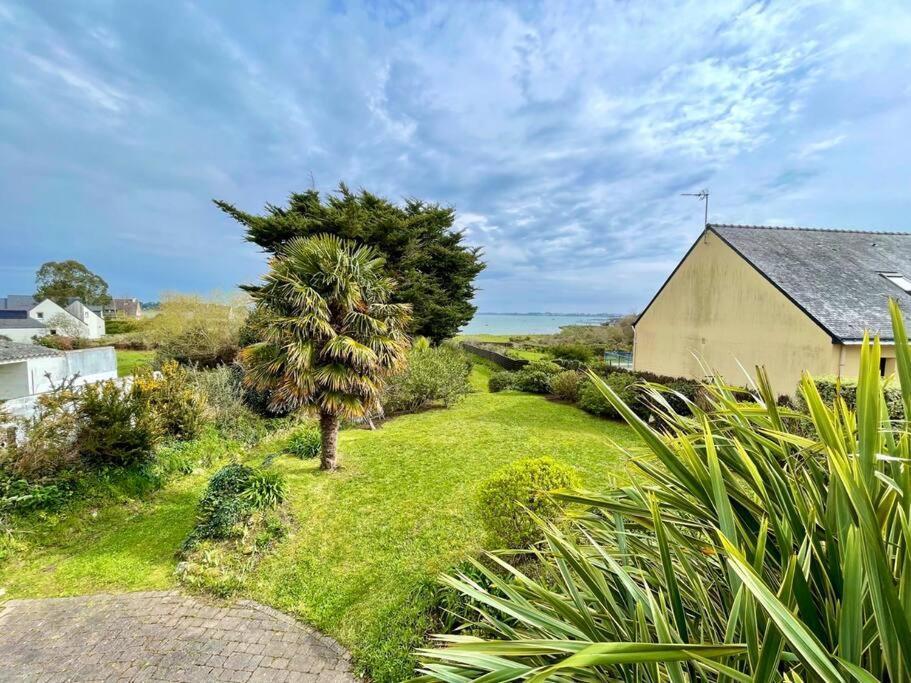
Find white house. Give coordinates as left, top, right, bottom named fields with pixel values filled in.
left=66, top=300, right=106, bottom=338
left=0, top=341, right=117, bottom=404
left=0, top=295, right=106, bottom=341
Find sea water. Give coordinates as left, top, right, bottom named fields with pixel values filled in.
left=460, top=313, right=615, bottom=336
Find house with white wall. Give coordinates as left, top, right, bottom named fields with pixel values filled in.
left=0, top=295, right=105, bottom=341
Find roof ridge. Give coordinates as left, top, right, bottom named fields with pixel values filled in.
left=708, top=223, right=908, bottom=236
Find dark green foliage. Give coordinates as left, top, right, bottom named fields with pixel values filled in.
left=215, top=183, right=485, bottom=343
left=35, top=259, right=111, bottom=307
left=589, top=366, right=702, bottom=419
left=477, top=456, right=579, bottom=548
left=381, top=345, right=472, bottom=414
left=577, top=375, right=642, bottom=419
left=285, top=427, right=321, bottom=459
left=547, top=343, right=594, bottom=363
left=76, top=381, right=158, bottom=468
left=0, top=474, right=69, bottom=512
left=513, top=360, right=562, bottom=394
left=184, top=463, right=286, bottom=548
left=488, top=371, right=516, bottom=393
left=553, top=357, right=587, bottom=371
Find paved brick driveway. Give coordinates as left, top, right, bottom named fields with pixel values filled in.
left=0, top=591, right=357, bottom=682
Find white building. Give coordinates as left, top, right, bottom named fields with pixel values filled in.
left=0, top=295, right=106, bottom=342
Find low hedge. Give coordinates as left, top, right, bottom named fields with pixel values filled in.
left=797, top=375, right=903, bottom=420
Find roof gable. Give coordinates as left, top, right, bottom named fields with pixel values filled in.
left=709, top=225, right=911, bottom=341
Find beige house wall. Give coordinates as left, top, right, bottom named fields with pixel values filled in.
left=634, top=230, right=848, bottom=395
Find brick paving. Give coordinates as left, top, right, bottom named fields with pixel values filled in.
left=0, top=591, right=358, bottom=682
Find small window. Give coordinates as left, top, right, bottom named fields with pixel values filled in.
left=36, top=312, right=44, bottom=319
left=881, top=272, right=911, bottom=292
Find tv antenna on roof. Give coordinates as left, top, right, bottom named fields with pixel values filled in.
left=681, top=189, right=710, bottom=227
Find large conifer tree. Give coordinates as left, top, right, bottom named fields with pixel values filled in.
left=215, top=183, right=484, bottom=343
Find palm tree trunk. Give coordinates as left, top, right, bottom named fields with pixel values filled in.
left=319, top=411, right=340, bottom=470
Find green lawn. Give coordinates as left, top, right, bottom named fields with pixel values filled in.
left=0, top=367, right=642, bottom=680
left=116, top=349, right=155, bottom=376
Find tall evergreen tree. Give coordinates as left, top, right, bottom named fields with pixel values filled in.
left=215, top=184, right=484, bottom=343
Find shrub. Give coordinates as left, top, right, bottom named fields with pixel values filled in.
left=240, top=470, right=286, bottom=508
left=549, top=370, right=583, bottom=401
left=488, top=371, right=516, bottom=393
left=553, top=357, right=587, bottom=371
left=149, top=293, right=248, bottom=367
left=477, top=456, right=579, bottom=548
left=1, top=388, right=80, bottom=479
left=184, top=463, right=285, bottom=546
left=76, top=380, right=159, bottom=468
left=285, top=427, right=321, bottom=459
left=0, top=473, right=69, bottom=513
left=189, top=365, right=267, bottom=444
left=133, top=361, right=206, bottom=440
left=547, top=343, right=594, bottom=363
left=798, top=375, right=904, bottom=421
left=382, top=345, right=472, bottom=414
left=416, top=304, right=911, bottom=681
left=512, top=360, right=562, bottom=394
left=36, top=335, right=93, bottom=351
left=103, top=318, right=142, bottom=335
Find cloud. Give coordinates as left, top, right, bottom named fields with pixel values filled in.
left=1, top=0, right=910, bottom=312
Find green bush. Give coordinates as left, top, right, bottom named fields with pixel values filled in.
left=76, top=380, right=159, bottom=468
left=799, top=375, right=903, bottom=420
left=477, top=456, right=579, bottom=548
left=285, top=427, right=321, bottom=459
left=0, top=473, right=68, bottom=513
left=133, top=361, right=206, bottom=440
left=184, top=463, right=286, bottom=548
left=241, top=469, right=286, bottom=508
left=382, top=345, right=471, bottom=414
left=104, top=318, right=142, bottom=335
left=577, top=373, right=652, bottom=420
left=549, top=370, right=583, bottom=401
left=547, top=343, right=594, bottom=363
left=488, top=371, right=516, bottom=393
left=513, top=360, right=562, bottom=394
left=189, top=365, right=267, bottom=444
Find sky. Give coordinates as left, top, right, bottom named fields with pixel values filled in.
left=2, top=1, right=910, bottom=314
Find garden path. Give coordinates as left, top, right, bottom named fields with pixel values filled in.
left=0, top=590, right=357, bottom=682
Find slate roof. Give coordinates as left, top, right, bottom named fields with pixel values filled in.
left=0, top=318, right=46, bottom=329
left=0, top=295, right=37, bottom=311
left=0, top=340, right=61, bottom=363
left=708, top=224, right=911, bottom=342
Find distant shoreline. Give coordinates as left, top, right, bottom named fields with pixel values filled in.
left=475, top=312, right=621, bottom=317
left=460, top=312, right=623, bottom=335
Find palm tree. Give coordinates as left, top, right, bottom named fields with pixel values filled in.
left=241, top=234, right=411, bottom=470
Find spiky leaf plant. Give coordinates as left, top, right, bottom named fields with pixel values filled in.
left=242, top=234, right=410, bottom=470
left=414, top=300, right=911, bottom=681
